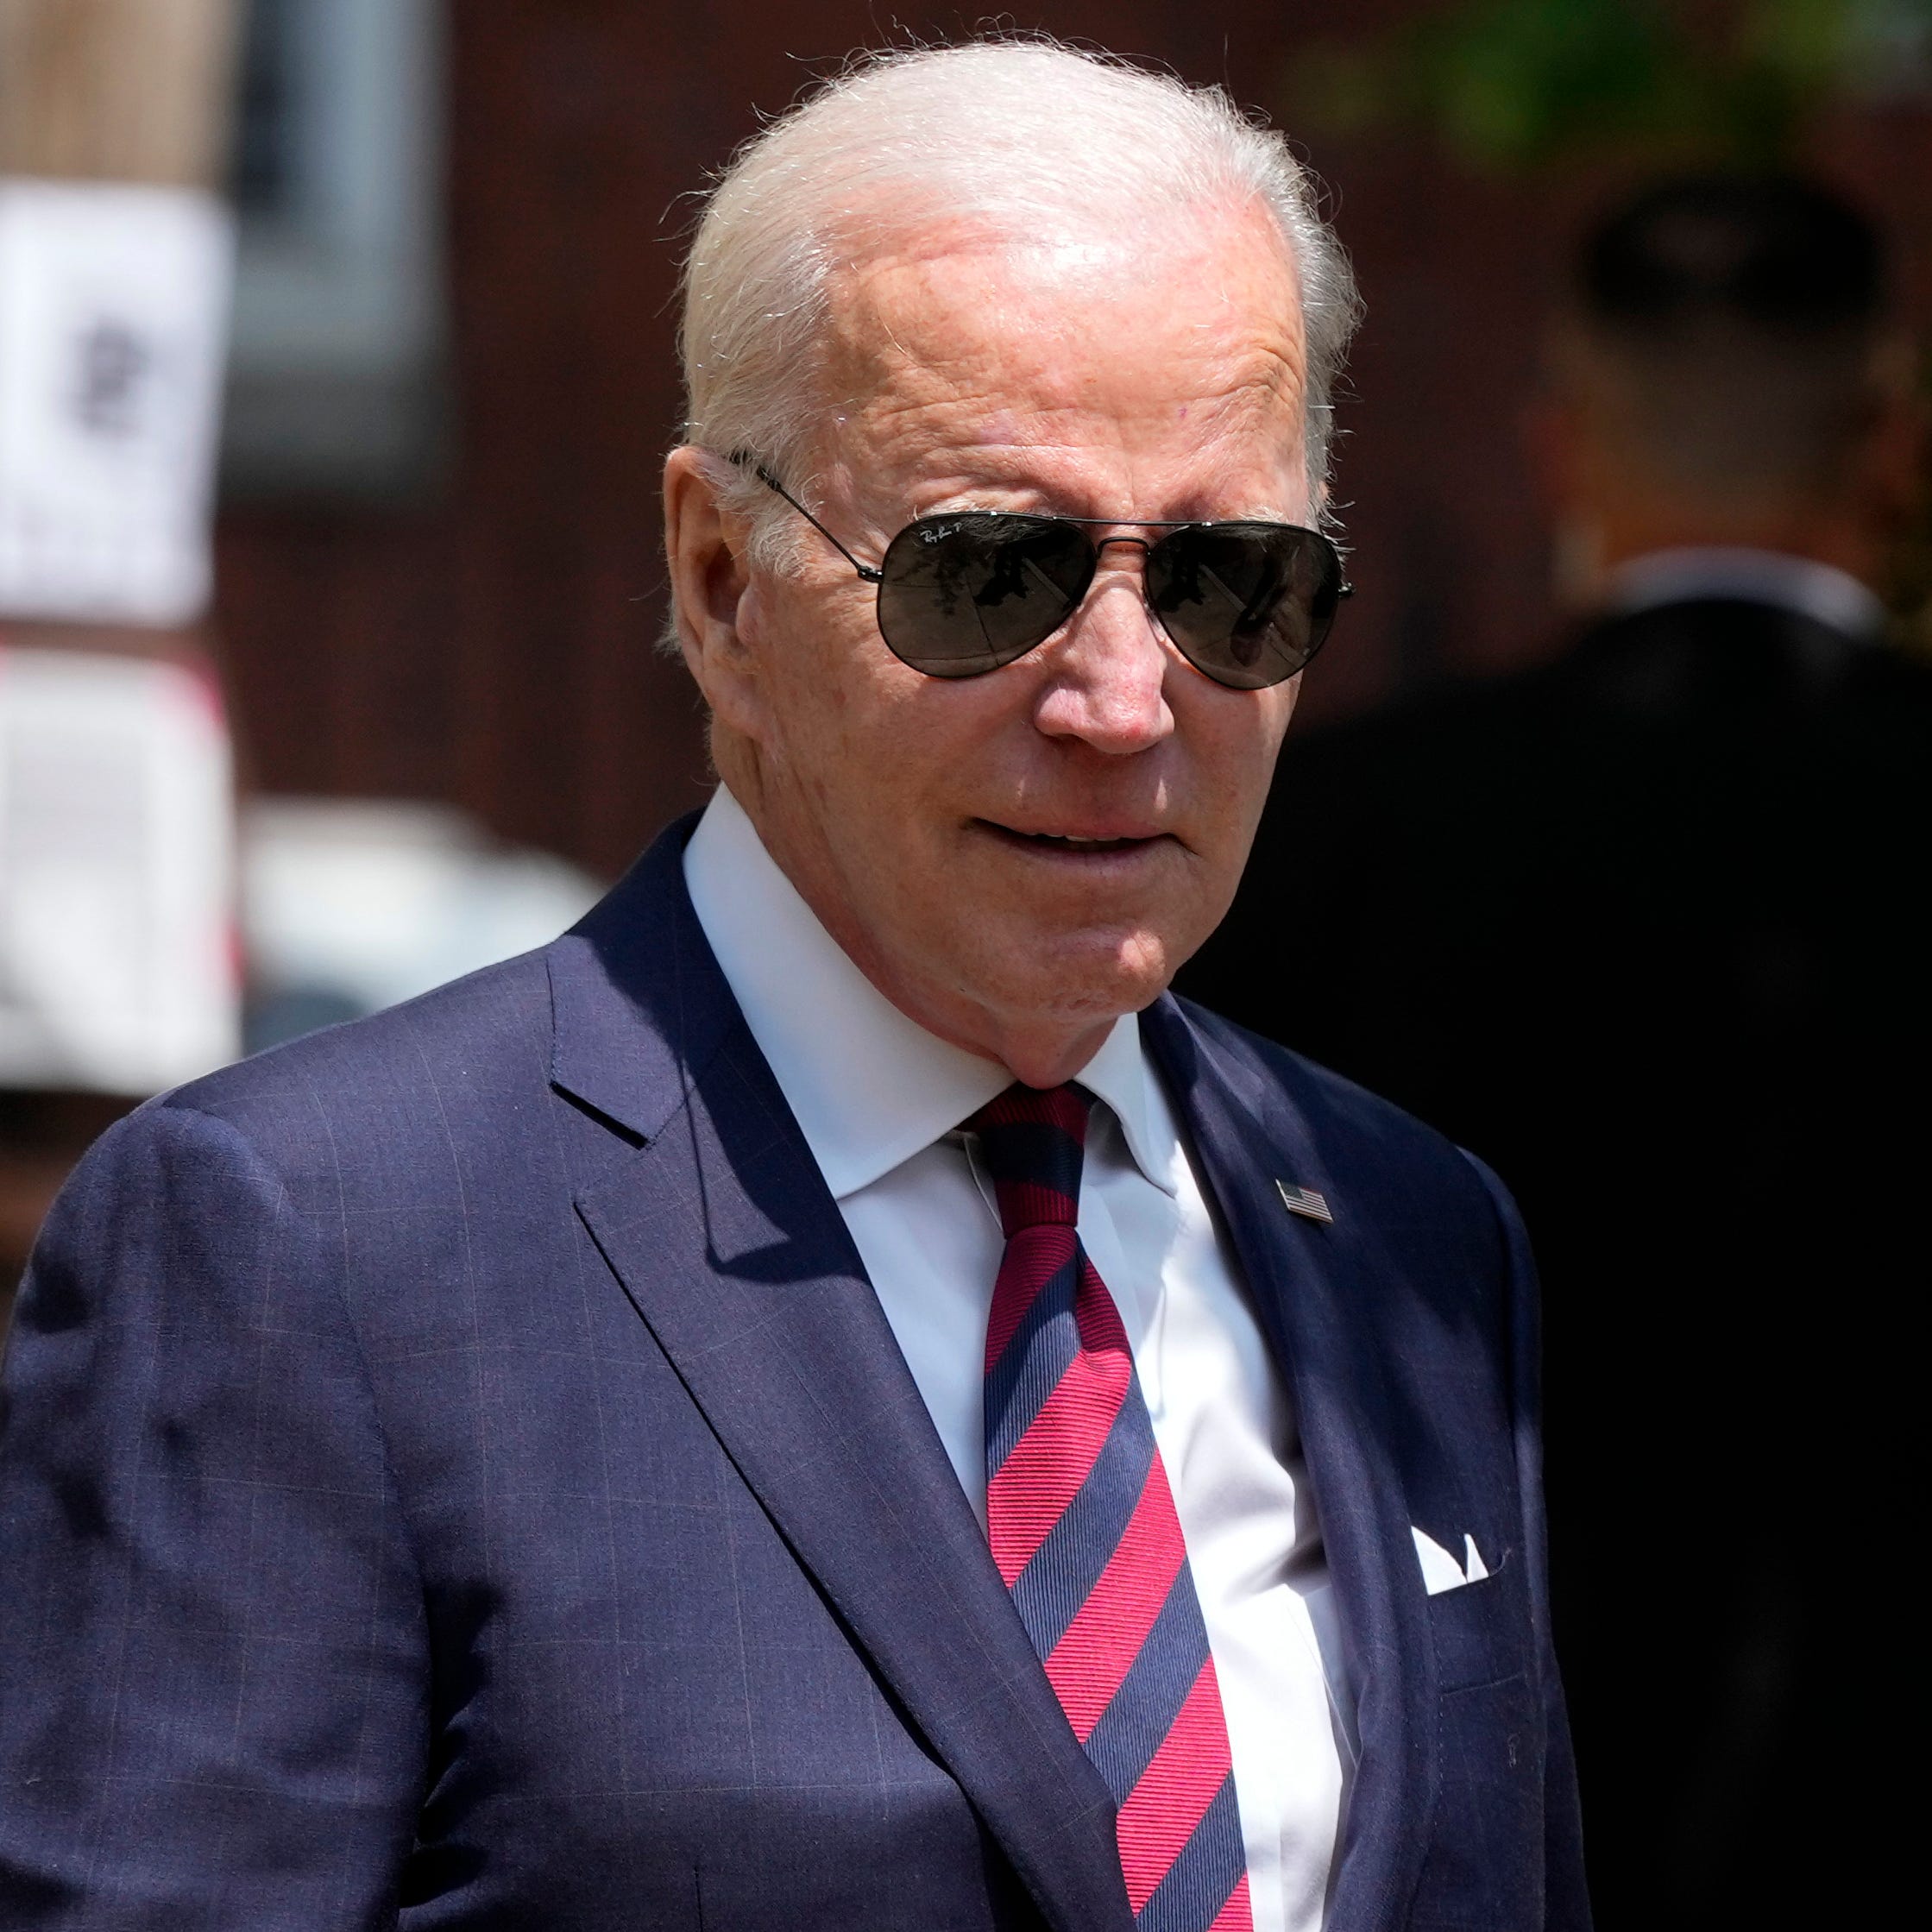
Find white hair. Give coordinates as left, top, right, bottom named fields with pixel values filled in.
left=675, top=39, right=1361, bottom=577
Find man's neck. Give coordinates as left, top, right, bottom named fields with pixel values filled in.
left=1558, top=507, right=1879, bottom=613
left=1600, top=544, right=1885, bottom=639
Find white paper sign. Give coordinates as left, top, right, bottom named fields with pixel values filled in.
left=0, top=645, right=239, bottom=1092
left=0, top=179, right=234, bottom=626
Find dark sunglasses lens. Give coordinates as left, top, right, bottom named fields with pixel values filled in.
left=876, top=515, right=1093, bottom=677
left=1148, top=523, right=1344, bottom=689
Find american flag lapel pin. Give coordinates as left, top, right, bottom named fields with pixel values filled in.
left=1276, top=1179, right=1334, bottom=1224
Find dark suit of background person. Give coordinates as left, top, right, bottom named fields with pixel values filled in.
left=1179, top=177, right=1929, bottom=1929
left=0, top=825, right=1585, bottom=1930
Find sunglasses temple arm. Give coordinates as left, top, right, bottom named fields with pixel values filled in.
left=728, top=452, right=884, bottom=584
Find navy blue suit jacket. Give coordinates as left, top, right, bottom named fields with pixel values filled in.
left=0, top=818, right=1586, bottom=1929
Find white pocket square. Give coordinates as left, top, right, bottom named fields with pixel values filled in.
left=1412, top=1526, right=1491, bottom=1595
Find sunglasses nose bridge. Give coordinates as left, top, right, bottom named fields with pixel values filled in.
left=1089, top=531, right=1157, bottom=578
left=1084, top=532, right=1157, bottom=604
left=1055, top=532, right=1171, bottom=667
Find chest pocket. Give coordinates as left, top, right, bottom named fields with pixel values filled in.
left=1425, top=1545, right=1523, bottom=1692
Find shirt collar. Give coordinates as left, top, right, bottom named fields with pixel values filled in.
left=1604, top=546, right=1885, bottom=641
left=682, top=785, right=1176, bottom=1201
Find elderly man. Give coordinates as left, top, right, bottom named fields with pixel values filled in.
left=0, top=42, right=1586, bottom=1932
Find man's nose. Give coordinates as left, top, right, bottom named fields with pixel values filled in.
left=1031, top=545, right=1176, bottom=753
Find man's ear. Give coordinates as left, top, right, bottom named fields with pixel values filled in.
left=1855, top=337, right=1927, bottom=537
left=1522, top=390, right=1589, bottom=519
left=1522, top=389, right=1614, bottom=607
left=664, top=446, right=764, bottom=730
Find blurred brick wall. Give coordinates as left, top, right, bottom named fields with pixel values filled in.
left=211, top=1, right=1932, bottom=882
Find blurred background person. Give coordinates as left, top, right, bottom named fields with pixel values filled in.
left=1180, top=173, right=1930, bottom=1926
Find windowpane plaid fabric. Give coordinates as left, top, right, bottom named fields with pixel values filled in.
left=972, top=1083, right=1252, bottom=1932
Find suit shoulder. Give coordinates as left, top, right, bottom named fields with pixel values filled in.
left=1172, top=993, right=1505, bottom=1224
left=142, top=945, right=559, bottom=1191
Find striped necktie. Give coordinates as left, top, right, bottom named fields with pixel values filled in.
left=972, top=1082, right=1253, bottom=1932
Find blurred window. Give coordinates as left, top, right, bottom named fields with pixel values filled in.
left=220, top=0, right=446, bottom=500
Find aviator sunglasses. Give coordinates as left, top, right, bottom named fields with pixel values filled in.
left=733, top=455, right=1352, bottom=690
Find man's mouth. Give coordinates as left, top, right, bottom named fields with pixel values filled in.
left=978, top=821, right=1168, bottom=857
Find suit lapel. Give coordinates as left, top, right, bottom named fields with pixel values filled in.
left=1143, top=997, right=1437, bottom=1932
left=553, top=827, right=1132, bottom=1932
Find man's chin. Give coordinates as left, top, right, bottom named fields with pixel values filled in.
left=982, top=927, right=1180, bottom=1026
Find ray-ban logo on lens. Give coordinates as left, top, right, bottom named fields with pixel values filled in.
left=1276, top=1180, right=1333, bottom=1224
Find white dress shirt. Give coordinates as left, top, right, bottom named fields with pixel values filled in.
left=684, top=785, right=1354, bottom=1932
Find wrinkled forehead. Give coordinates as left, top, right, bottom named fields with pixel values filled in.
left=811, top=197, right=1308, bottom=494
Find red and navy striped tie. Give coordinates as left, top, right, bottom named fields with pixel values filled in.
left=972, top=1083, right=1253, bottom=1932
